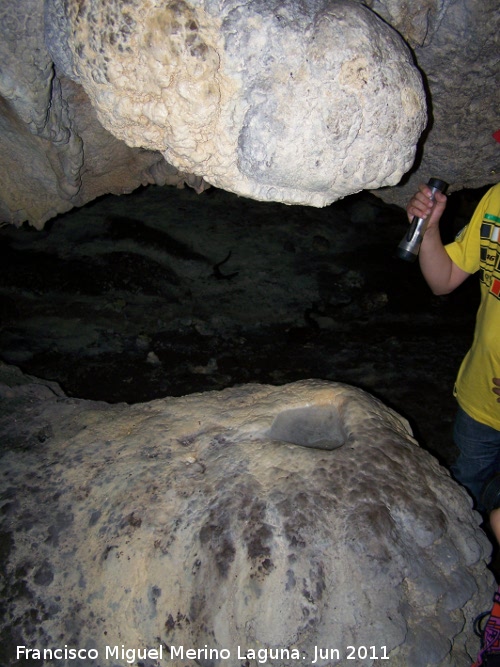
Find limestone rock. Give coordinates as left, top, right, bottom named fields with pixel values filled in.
left=0, top=0, right=208, bottom=228
left=367, top=0, right=500, bottom=206
left=45, top=0, right=425, bottom=208
left=0, top=0, right=425, bottom=226
left=0, top=363, right=493, bottom=666
left=1, top=0, right=499, bottom=226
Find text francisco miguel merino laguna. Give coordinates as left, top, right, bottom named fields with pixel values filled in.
left=16, top=644, right=390, bottom=663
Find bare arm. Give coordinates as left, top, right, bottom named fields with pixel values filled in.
left=491, top=508, right=500, bottom=543
left=406, top=183, right=470, bottom=295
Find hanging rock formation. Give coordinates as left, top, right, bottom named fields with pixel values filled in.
left=0, top=362, right=494, bottom=666
left=0, top=0, right=498, bottom=227
left=1, top=0, right=426, bottom=227
left=45, top=0, right=425, bottom=205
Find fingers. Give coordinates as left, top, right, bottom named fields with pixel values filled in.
left=407, top=192, right=433, bottom=221
left=406, top=183, right=447, bottom=225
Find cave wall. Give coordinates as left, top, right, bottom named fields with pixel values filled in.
left=366, top=0, right=500, bottom=205
left=0, top=0, right=498, bottom=227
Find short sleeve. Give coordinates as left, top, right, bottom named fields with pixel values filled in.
left=444, top=187, right=497, bottom=274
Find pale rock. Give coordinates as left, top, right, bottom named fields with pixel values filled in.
left=2, top=0, right=499, bottom=225
left=0, top=0, right=427, bottom=225
left=44, top=0, right=426, bottom=207
left=0, top=362, right=493, bottom=666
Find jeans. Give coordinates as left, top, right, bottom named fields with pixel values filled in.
left=451, top=407, right=500, bottom=510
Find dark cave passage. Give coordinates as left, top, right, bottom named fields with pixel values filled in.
left=0, top=183, right=485, bottom=466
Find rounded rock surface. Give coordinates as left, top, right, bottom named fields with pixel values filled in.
left=45, top=0, right=426, bottom=206
left=0, top=367, right=493, bottom=666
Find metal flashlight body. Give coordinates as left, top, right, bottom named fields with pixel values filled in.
left=395, top=178, right=449, bottom=262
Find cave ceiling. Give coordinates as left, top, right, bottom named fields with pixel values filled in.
left=0, top=0, right=498, bottom=228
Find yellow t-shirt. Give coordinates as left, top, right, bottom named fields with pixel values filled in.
left=445, top=182, right=500, bottom=430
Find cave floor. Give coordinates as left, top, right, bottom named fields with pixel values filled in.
left=0, top=183, right=482, bottom=470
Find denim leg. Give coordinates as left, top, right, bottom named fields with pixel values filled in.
left=450, top=407, right=500, bottom=509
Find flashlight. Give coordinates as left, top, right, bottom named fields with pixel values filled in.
left=395, top=177, right=449, bottom=262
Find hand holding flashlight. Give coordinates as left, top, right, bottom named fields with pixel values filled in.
left=396, top=178, right=448, bottom=262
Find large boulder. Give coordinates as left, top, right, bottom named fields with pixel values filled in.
left=1, top=0, right=428, bottom=226
left=0, top=363, right=493, bottom=666
left=44, top=0, right=426, bottom=207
